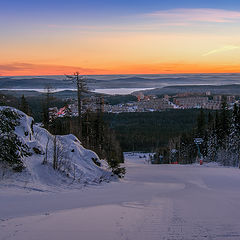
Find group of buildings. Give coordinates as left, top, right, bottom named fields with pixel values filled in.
left=103, top=97, right=175, bottom=113
left=49, top=96, right=104, bottom=121
left=48, top=91, right=238, bottom=120
left=171, top=93, right=235, bottom=110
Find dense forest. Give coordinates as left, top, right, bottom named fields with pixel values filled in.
left=154, top=97, right=240, bottom=167
left=103, top=110, right=212, bottom=152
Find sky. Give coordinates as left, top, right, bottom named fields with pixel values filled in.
left=1, top=0, right=240, bottom=76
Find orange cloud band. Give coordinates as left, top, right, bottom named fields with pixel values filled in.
left=0, top=62, right=239, bottom=76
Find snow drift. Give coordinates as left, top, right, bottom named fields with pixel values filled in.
left=0, top=106, right=113, bottom=191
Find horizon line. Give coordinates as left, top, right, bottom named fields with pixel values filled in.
left=1, top=72, right=240, bottom=77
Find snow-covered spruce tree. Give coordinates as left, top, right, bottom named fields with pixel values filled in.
left=205, top=126, right=218, bottom=163
left=206, top=97, right=230, bottom=165
left=218, top=96, right=230, bottom=148
left=204, top=102, right=240, bottom=166
left=204, top=112, right=217, bottom=162
left=225, top=104, right=240, bottom=167
left=0, top=108, right=30, bottom=172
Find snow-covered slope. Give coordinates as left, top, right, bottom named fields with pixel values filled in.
left=0, top=107, right=113, bottom=191
left=2, top=153, right=240, bottom=240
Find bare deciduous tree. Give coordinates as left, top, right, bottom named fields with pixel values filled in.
left=66, top=72, right=88, bottom=138
left=42, top=85, right=55, bottom=130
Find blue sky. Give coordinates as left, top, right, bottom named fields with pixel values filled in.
left=1, top=1, right=240, bottom=26
left=2, top=0, right=240, bottom=16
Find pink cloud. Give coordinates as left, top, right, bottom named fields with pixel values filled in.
left=145, top=8, right=240, bottom=23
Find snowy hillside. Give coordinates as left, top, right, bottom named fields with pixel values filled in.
left=0, top=107, right=113, bottom=191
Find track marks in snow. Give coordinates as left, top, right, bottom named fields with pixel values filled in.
left=114, top=199, right=172, bottom=240
left=3, top=154, right=240, bottom=240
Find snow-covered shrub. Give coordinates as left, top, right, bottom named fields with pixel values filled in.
left=0, top=107, right=113, bottom=188
left=0, top=107, right=31, bottom=171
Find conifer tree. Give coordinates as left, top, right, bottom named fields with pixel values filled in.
left=0, top=108, right=30, bottom=171
left=19, top=95, right=30, bottom=115
left=207, top=112, right=214, bottom=131
left=196, top=108, right=206, bottom=138
left=218, top=96, right=230, bottom=147
left=226, top=104, right=240, bottom=166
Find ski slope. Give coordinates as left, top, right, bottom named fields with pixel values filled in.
left=1, top=153, right=240, bottom=240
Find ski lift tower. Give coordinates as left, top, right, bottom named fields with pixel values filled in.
left=194, top=138, right=203, bottom=165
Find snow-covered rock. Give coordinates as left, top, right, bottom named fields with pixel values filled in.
left=0, top=107, right=113, bottom=191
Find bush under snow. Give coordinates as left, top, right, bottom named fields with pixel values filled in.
left=0, top=107, right=113, bottom=191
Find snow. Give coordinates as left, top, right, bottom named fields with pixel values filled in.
left=1, top=152, right=240, bottom=239
left=0, top=107, right=113, bottom=192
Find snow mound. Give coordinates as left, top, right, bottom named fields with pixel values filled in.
left=0, top=107, right=113, bottom=192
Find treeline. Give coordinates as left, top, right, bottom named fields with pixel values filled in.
left=0, top=92, right=67, bottom=122
left=103, top=110, right=208, bottom=152
left=104, top=95, right=137, bottom=105
left=155, top=97, right=240, bottom=167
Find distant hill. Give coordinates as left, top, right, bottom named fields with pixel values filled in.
left=1, top=74, right=240, bottom=91
left=0, top=77, right=73, bottom=89
left=0, top=76, right=183, bottom=89
left=134, top=84, right=240, bottom=96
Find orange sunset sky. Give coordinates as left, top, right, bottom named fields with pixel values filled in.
left=1, top=2, right=240, bottom=76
